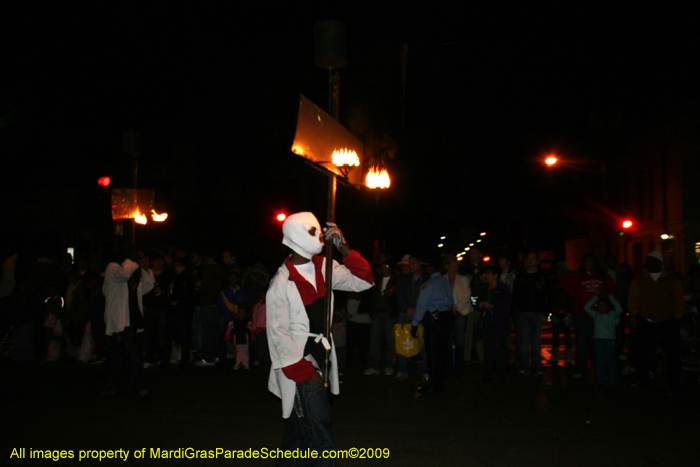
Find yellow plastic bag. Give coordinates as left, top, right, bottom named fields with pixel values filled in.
left=393, top=323, right=423, bottom=358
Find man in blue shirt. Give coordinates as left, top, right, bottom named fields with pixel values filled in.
left=411, top=256, right=454, bottom=393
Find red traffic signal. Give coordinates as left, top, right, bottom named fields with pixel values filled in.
left=276, top=213, right=287, bottom=222
left=98, top=176, right=111, bottom=187
left=622, top=220, right=633, bottom=229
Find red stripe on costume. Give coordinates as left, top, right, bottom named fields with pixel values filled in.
left=284, top=256, right=325, bottom=306
left=342, top=250, right=374, bottom=285
left=312, top=255, right=326, bottom=298
left=282, top=358, right=316, bottom=383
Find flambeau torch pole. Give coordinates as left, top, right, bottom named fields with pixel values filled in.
left=323, top=173, right=336, bottom=388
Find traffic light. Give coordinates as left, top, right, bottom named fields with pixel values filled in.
left=622, top=220, right=633, bottom=229
left=276, top=213, right=287, bottom=222
left=98, top=176, right=111, bottom=188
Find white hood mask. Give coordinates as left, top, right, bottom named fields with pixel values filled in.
left=282, top=212, right=324, bottom=260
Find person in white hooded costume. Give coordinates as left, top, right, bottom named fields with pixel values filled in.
left=267, top=212, right=373, bottom=463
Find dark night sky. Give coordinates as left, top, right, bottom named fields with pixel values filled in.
left=2, top=3, right=697, bottom=265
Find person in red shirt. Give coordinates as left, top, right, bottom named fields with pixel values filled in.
left=561, top=254, right=616, bottom=378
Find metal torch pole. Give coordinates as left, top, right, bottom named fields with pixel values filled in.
left=323, top=172, right=337, bottom=388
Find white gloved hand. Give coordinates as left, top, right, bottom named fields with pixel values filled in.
left=323, top=222, right=348, bottom=252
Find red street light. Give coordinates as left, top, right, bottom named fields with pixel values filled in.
left=622, top=220, right=633, bottom=229
left=98, top=176, right=111, bottom=187
left=276, top=213, right=287, bottom=222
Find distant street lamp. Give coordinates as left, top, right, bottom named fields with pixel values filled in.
left=545, top=156, right=558, bottom=166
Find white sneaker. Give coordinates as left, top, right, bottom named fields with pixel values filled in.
left=364, top=368, right=379, bottom=375
left=195, top=359, right=218, bottom=367
left=384, top=367, right=393, bottom=376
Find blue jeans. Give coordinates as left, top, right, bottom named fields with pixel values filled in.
left=516, top=312, right=543, bottom=373
left=279, top=379, right=336, bottom=466
left=367, top=311, right=396, bottom=371
left=594, top=339, right=619, bottom=384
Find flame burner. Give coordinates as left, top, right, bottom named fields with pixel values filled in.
left=366, top=167, right=390, bottom=189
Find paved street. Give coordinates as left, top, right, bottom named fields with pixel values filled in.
left=2, top=330, right=699, bottom=466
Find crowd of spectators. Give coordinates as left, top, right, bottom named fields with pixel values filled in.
left=1, top=243, right=698, bottom=397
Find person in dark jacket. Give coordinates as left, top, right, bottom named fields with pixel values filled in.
left=164, top=259, right=195, bottom=368
left=477, top=266, right=513, bottom=380
left=512, top=250, right=550, bottom=377
left=364, top=260, right=400, bottom=376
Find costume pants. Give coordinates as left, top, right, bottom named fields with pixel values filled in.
left=279, top=380, right=336, bottom=466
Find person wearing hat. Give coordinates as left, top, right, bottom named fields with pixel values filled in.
left=397, top=254, right=411, bottom=276
left=266, top=212, right=373, bottom=462
left=628, top=251, right=685, bottom=390
left=395, top=254, right=429, bottom=380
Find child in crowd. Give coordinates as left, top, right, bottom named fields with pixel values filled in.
left=218, top=271, right=251, bottom=369
left=585, top=295, right=623, bottom=385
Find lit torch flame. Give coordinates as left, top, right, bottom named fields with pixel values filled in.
left=332, top=149, right=359, bottom=168
left=134, top=209, right=148, bottom=225
left=151, top=210, right=168, bottom=222
left=366, top=167, right=390, bottom=189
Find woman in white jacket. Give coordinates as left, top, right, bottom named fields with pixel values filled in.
left=444, top=255, right=472, bottom=378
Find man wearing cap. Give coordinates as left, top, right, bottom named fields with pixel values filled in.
left=266, top=212, right=373, bottom=463
left=395, top=255, right=429, bottom=381
left=411, top=256, right=454, bottom=393
left=628, top=251, right=685, bottom=390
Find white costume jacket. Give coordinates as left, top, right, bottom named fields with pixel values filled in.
left=103, top=259, right=155, bottom=336
left=266, top=250, right=373, bottom=418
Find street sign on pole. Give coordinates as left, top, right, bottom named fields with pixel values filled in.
left=291, top=94, right=364, bottom=186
